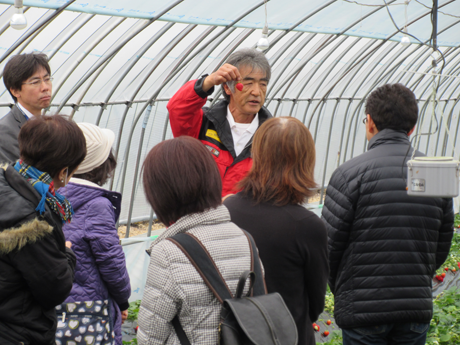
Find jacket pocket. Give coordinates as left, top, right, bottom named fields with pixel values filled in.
left=203, top=143, right=233, bottom=176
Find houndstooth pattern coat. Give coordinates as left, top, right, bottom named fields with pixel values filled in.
left=137, top=205, right=253, bottom=345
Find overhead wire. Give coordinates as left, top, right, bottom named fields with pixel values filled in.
left=336, top=0, right=452, bottom=184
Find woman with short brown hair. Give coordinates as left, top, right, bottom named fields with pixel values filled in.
left=0, top=115, right=86, bottom=344
left=224, top=117, right=329, bottom=345
left=137, top=136, right=255, bottom=344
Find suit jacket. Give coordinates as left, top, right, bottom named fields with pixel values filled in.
left=0, top=105, right=27, bottom=164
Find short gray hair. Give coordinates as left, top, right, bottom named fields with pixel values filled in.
left=221, top=48, right=271, bottom=102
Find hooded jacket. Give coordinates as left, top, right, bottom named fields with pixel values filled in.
left=167, top=77, right=272, bottom=196
left=322, top=129, right=454, bottom=329
left=0, top=164, right=76, bottom=345
left=60, top=179, right=131, bottom=345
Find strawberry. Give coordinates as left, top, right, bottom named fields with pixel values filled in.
left=441, top=272, right=446, bottom=278
left=236, top=83, right=244, bottom=91
left=135, top=325, right=139, bottom=333
left=435, top=275, right=444, bottom=282
left=326, top=320, right=332, bottom=325
left=445, top=267, right=449, bottom=271
left=453, top=268, right=457, bottom=273
left=323, top=331, right=330, bottom=337
left=313, top=323, right=320, bottom=332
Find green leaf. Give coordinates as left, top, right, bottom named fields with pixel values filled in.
left=440, top=333, right=451, bottom=342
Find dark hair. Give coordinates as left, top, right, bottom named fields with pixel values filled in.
left=238, top=117, right=317, bottom=206
left=221, top=48, right=271, bottom=102
left=142, top=136, right=222, bottom=226
left=365, top=83, right=418, bottom=133
left=3, top=53, right=51, bottom=103
left=73, top=150, right=117, bottom=186
left=19, top=115, right=87, bottom=179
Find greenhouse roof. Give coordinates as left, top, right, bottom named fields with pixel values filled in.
left=2, top=0, right=460, bottom=47
left=0, top=0, right=459, bottom=228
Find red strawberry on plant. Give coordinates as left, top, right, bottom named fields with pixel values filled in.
left=441, top=272, right=446, bottom=278
left=444, top=267, right=449, bottom=271
left=313, top=323, right=320, bottom=332
left=435, top=275, right=444, bottom=282
left=326, top=320, right=332, bottom=325
left=323, top=331, right=330, bottom=337
left=135, top=326, right=139, bottom=333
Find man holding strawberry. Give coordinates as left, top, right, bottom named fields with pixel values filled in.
left=167, top=48, right=272, bottom=197
left=322, top=83, right=454, bottom=345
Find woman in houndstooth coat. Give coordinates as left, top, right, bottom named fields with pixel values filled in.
left=137, top=136, right=254, bottom=345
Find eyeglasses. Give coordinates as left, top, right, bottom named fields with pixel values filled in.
left=362, top=117, right=368, bottom=124
left=22, top=77, right=53, bottom=87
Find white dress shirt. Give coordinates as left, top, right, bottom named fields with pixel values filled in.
left=227, top=107, right=259, bottom=157
left=16, top=102, right=34, bottom=120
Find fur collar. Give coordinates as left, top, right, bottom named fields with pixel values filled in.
left=0, top=218, right=53, bottom=254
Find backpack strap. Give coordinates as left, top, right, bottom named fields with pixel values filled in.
left=242, top=230, right=267, bottom=296
left=166, top=233, right=233, bottom=303
left=166, top=231, right=266, bottom=345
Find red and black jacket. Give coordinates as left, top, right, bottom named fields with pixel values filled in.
left=168, top=76, right=272, bottom=196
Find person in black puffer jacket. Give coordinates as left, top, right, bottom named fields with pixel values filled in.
left=322, top=83, right=454, bottom=345
left=0, top=115, right=86, bottom=345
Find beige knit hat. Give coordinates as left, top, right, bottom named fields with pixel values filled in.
left=75, top=123, right=115, bottom=174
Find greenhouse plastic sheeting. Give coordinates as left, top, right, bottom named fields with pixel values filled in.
left=1, top=0, right=460, bottom=232
left=1, top=0, right=459, bottom=46
left=122, top=236, right=155, bottom=302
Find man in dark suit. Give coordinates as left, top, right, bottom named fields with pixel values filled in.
left=0, top=53, right=52, bottom=163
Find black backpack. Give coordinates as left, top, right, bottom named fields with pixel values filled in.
left=167, top=231, right=298, bottom=345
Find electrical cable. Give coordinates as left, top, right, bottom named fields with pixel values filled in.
left=383, top=0, right=454, bottom=187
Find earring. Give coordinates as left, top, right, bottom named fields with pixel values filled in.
left=61, top=179, right=64, bottom=183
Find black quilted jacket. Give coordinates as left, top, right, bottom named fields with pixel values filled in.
left=322, top=129, right=454, bottom=329
left=0, top=164, right=76, bottom=345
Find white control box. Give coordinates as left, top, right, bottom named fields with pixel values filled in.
left=407, top=157, right=460, bottom=198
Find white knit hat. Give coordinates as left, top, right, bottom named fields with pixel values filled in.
left=75, top=123, right=115, bottom=174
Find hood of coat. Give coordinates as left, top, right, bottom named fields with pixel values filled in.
left=59, top=182, right=122, bottom=221
left=0, top=218, right=54, bottom=254
left=0, top=163, right=59, bottom=255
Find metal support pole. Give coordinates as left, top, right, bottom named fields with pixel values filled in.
left=124, top=104, right=153, bottom=238
left=433, top=0, right=438, bottom=51
left=147, top=209, right=155, bottom=237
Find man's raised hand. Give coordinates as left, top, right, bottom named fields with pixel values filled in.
left=202, top=63, right=242, bottom=92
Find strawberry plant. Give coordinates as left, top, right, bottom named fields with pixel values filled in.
left=122, top=300, right=141, bottom=345
left=127, top=300, right=141, bottom=321
left=324, top=285, right=334, bottom=314
left=435, top=233, right=460, bottom=276
left=454, top=214, right=460, bottom=229
left=426, top=287, right=460, bottom=345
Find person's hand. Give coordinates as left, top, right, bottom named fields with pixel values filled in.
left=65, top=241, right=72, bottom=248
left=202, top=63, right=242, bottom=92
left=121, top=309, right=128, bottom=324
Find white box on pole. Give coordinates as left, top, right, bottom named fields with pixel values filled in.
left=407, top=157, right=460, bottom=198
